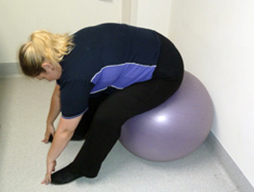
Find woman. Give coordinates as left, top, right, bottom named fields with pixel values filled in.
left=19, top=23, right=184, bottom=185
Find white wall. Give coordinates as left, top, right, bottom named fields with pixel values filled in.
left=130, top=0, right=172, bottom=37
left=0, top=0, right=122, bottom=63
left=168, top=0, right=254, bottom=187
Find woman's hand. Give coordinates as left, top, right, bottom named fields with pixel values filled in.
left=42, top=84, right=61, bottom=143
left=42, top=124, right=55, bottom=143
left=40, top=116, right=82, bottom=185
left=41, top=160, right=57, bottom=185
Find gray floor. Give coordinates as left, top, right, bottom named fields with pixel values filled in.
left=0, top=76, right=242, bottom=192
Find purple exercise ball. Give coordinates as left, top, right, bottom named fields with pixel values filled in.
left=120, top=71, right=214, bottom=162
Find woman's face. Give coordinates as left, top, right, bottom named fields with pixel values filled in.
left=35, top=62, right=62, bottom=81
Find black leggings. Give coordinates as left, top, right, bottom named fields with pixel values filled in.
left=70, top=35, right=184, bottom=177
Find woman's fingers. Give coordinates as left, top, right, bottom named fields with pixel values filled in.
left=42, top=125, right=55, bottom=143
left=41, top=173, right=51, bottom=185
left=41, top=133, right=50, bottom=143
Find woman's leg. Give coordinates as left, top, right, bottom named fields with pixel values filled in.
left=51, top=74, right=183, bottom=184
left=48, top=93, right=109, bottom=142
left=73, top=93, right=109, bottom=139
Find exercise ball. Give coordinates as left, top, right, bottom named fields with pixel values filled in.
left=120, top=71, right=213, bottom=162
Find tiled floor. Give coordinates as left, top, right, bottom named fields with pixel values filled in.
left=0, top=76, right=241, bottom=192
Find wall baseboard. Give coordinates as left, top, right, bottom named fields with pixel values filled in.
left=0, top=63, right=22, bottom=78
left=206, top=132, right=254, bottom=191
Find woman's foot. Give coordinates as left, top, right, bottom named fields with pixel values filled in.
left=51, top=164, right=83, bottom=185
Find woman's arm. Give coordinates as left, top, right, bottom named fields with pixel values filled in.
left=41, top=115, right=83, bottom=184
left=42, top=84, right=61, bottom=143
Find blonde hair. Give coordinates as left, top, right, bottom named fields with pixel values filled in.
left=19, top=30, right=74, bottom=77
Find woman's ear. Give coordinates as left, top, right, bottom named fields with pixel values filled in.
left=41, top=62, right=53, bottom=72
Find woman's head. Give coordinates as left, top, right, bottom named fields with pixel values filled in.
left=19, top=30, right=74, bottom=77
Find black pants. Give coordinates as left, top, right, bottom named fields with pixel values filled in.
left=70, top=34, right=184, bottom=178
